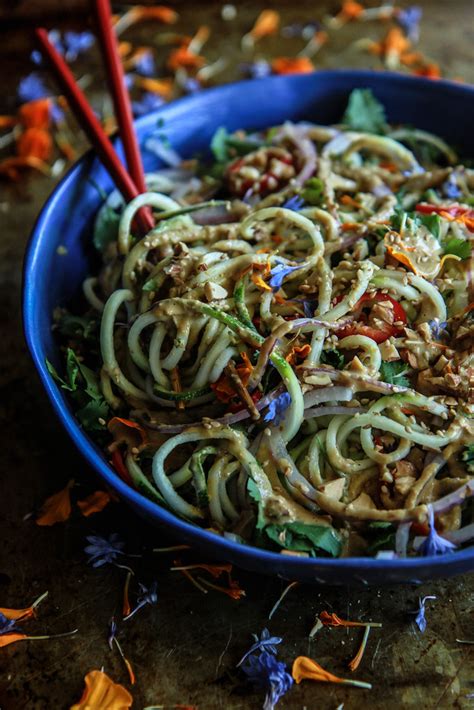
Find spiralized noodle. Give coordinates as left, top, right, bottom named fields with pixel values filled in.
left=56, top=96, right=474, bottom=559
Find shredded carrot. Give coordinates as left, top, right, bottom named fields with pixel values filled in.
left=271, top=57, right=315, bottom=75
left=36, top=479, right=74, bottom=526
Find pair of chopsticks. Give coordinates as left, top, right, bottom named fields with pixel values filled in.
left=35, top=0, right=155, bottom=233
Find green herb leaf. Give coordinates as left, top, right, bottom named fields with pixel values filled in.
left=76, top=398, right=109, bottom=430
left=93, top=205, right=121, bottom=252
left=46, top=359, right=73, bottom=391
left=390, top=208, right=441, bottom=239
left=321, top=348, right=344, bottom=369
left=418, top=213, right=442, bottom=239
left=301, top=177, right=325, bottom=206
left=342, top=89, right=387, bottom=135
left=210, top=126, right=230, bottom=162
left=56, top=313, right=98, bottom=342
left=380, top=361, right=411, bottom=387
left=366, top=522, right=396, bottom=554
left=264, top=521, right=342, bottom=557
left=462, top=445, right=474, bottom=474
left=443, top=238, right=471, bottom=260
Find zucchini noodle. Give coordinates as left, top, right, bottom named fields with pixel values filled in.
left=53, top=94, right=474, bottom=559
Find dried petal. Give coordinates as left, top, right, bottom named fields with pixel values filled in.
left=70, top=670, right=133, bottom=709
left=17, top=127, right=52, bottom=161
left=249, top=10, right=280, bottom=40
left=18, top=98, right=51, bottom=129
left=77, top=490, right=111, bottom=517
left=36, top=479, right=74, bottom=526
left=271, top=57, right=314, bottom=75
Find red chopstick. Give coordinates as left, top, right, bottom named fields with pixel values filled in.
left=93, top=0, right=147, bottom=194
left=34, top=28, right=155, bottom=234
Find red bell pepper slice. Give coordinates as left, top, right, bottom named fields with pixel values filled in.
left=335, top=291, right=407, bottom=344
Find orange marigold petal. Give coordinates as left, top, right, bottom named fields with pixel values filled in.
left=70, top=670, right=133, bottom=710
left=271, top=57, right=314, bottom=75
left=292, top=656, right=344, bottom=684
left=0, top=633, right=28, bottom=648
left=250, top=9, right=280, bottom=39
left=135, top=77, right=174, bottom=99
left=77, top=490, right=111, bottom=517
left=0, top=115, right=17, bottom=129
left=36, top=479, right=74, bottom=526
left=0, top=156, right=51, bottom=180
left=167, top=47, right=205, bottom=71
left=340, top=1, right=364, bottom=20
left=17, top=127, right=53, bottom=161
left=18, top=99, right=51, bottom=129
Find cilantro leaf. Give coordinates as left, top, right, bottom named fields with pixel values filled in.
left=264, top=522, right=342, bottom=557
left=366, top=522, right=396, bottom=554
left=417, top=213, right=442, bottom=239
left=443, top=238, right=471, bottom=260
left=342, top=89, right=387, bottom=135
left=461, top=445, right=474, bottom=474
left=301, top=177, right=325, bottom=206
left=210, top=126, right=229, bottom=162
left=93, top=204, right=121, bottom=252
left=76, top=399, right=109, bottom=430
left=390, top=208, right=441, bottom=239
left=321, top=348, right=344, bottom=369
left=380, top=361, right=411, bottom=387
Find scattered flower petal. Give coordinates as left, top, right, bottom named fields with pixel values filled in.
left=62, top=31, right=95, bottom=61
left=237, top=628, right=283, bottom=667
left=77, top=490, right=112, bottom=517
left=268, top=261, right=304, bottom=290
left=35, top=479, right=74, bottom=526
left=292, top=656, right=372, bottom=689
left=242, top=650, right=293, bottom=710
left=123, top=581, right=158, bottom=620
left=348, top=626, right=371, bottom=671
left=0, top=612, right=22, bottom=636
left=114, top=6, right=178, bottom=35
left=17, top=127, right=52, bottom=161
left=282, top=195, right=305, bottom=211
left=319, top=611, right=381, bottom=628
left=70, top=670, right=133, bottom=709
left=18, top=73, right=51, bottom=103
left=240, top=60, right=272, bottom=79
left=396, top=6, right=422, bottom=43
left=411, top=595, right=436, bottom=633
left=84, top=533, right=126, bottom=567
left=271, top=57, right=314, bottom=75
left=18, top=99, right=51, bottom=129
left=131, top=92, right=165, bottom=117
left=0, top=591, right=49, bottom=621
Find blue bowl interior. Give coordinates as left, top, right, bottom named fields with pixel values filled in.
left=24, top=70, right=474, bottom=584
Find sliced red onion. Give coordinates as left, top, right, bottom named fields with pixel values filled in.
left=299, top=367, right=409, bottom=395
left=431, top=480, right=474, bottom=516
left=192, top=204, right=240, bottom=225
left=444, top=523, right=474, bottom=545
left=275, top=123, right=317, bottom=185
left=274, top=316, right=353, bottom=337
left=134, top=385, right=285, bottom=433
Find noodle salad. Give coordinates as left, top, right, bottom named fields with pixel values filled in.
left=49, top=89, right=474, bottom=559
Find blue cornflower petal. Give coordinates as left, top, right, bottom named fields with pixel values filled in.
left=124, top=580, right=158, bottom=621
left=183, top=77, right=202, bottom=94
left=420, top=507, right=457, bottom=556
left=242, top=650, right=293, bottom=710
left=63, top=31, right=95, bottom=61
left=134, top=50, right=156, bottom=77
left=240, top=60, right=272, bottom=79
left=84, top=533, right=126, bottom=567
left=264, top=392, right=291, bottom=426
left=0, top=612, right=22, bottom=636
left=411, top=595, right=436, bottom=633
left=442, top=177, right=462, bottom=199
left=302, top=299, right=317, bottom=318
left=18, top=72, right=51, bottom=103
left=108, top=617, right=117, bottom=649
left=282, top=21, right=320, bottom=39
left=396, top=5, right=422, bottom=42
left=237, top=628, right=283, bottom=667
left=428, top=319, right=449, bottom=340
left=268, top=262, right=305, bottom=291
left=282, top=195, right=305, bottom=212
left=131, top=92, right=165, bottom=117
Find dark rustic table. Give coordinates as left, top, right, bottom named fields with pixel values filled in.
left=1, top=1, right=473, bottom=708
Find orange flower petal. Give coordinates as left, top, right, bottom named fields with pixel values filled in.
left=77, top=490, right=111, bottom=517
left=0, top=633, right=28, bottom=648
left=167, top=46, right=205, bottom=71
left=123, top=570, right=132, bottom=617
left=0, top=115, right=17, bottom=129
left=271, top=57, right=314, bottom=75
left=251, top=273, right=272, bottom=291
left=292, top=656, right=345, bottom=684
left=114, top=5, right=178, bottom=35
left=285, top=344, right=311, bottom=365
left=319, top=611, right=367, bottom=627
left=340, top=1, right=364, bottom=20
left=18, top=98, right=51, bottom=129
left=36, top=479, right=74, bottom=526
left=249, top=10, right=280, bottom=40
left=0, top=591, right=48, bottom=621
left=135, top=77, right=174, bottom=99
left=70, top=670, right=133, bottom=709
left=17, top=127, right=53, bottom=161
left=384, top=27, right=410, bottom=55
left=0, top=155, right=51, bottom=180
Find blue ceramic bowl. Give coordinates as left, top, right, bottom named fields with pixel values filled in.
left=24, top=70, right=474, bottom=584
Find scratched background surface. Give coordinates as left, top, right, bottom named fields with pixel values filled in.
left=0, top=1, right=473, bottom=708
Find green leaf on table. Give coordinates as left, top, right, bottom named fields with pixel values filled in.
left=264, top=521, right=342, bottom=557
left=342, top=89, right=387, bottom=135
left=380, top=361, right=411, bottom=387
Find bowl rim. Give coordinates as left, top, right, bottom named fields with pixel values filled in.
left=23, top=69, right=474, bottom=578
